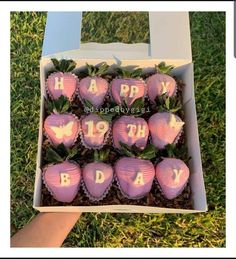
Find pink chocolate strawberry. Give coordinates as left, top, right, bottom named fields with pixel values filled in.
left=155, top=158, right=190, bottom=199
left=43, top=161, right=81, bottom=203
left=81, top=114, right=110, bottom=149
left=78, top=63, right=109, bottom=108
left=46, top=72, right=78, bottom=101
left=148, top=112, right=184, bottom=149
left=44, top=113, right=80, bottom=148
left=147, top=62, right=176, bottom=103
left=115, top=157, right=155, bottom=199
left=112, top=116, right=149, bottom=150
left=82, top=162, right=113, bottom=201
left=111, top=67, right=146, bottom=107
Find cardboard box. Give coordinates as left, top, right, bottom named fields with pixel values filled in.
left=33, top=11, right=207, bottom=213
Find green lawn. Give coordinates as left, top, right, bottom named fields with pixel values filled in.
left=10, top=12, right=225, bottom=247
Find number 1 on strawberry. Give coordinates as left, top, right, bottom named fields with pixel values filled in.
left=85, top=120, right=109, bottom=137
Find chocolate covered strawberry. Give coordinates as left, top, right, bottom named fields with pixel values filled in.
left=112, top=116, right=149, bottom=150
left=111, top=67, right=146, bottom=107
left=80, top=114, right=110, bottom=149
left=43, top=161, right=81, bottom=203
left=78, top=63, right=109, bottom=108
left=115, top=157, right=155, bottom=199
left=148, top=112, right=184, bottom=149
left=46, top=59, right=78, bottom=101
left=82, top=162, right=113, bottom=201
left=82, top=149, right=113, bottom=201
left=147, top=62, right=176, bottom=103
left=44, top=113, right=80, bottom=148
left=155, top=158, right=190, bottom=199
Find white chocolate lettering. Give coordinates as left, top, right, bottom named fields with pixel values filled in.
left=85, top=120, right=94, bottom=137
left=127, top=124, right=146, bottom=138
left=95, top=170, right=105, bottom=183
left=60, top=173, right=71, bottom=186
left=85, top=120, right=108, bottom=137
left=161, top=81, right=170, bottom=94
left=173, top=169, right=183, bottom=184
left=120, top=84, right=139, bottom=98
left=136, top=125, right=146, bottom=138
left=134, top=172, right=144, bottom=185
left=129, top=85, right=139, bottom=98
left=96, top=121, right=109, bottom=135
left=127, top=124, right=137, bottom=137
left=88, top=79, right=98, bottom=93
left=54, top=77, right=64, bottom=90
left=120, top=84, right=130, bottom=97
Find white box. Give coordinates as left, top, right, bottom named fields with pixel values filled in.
left=33, top=12, right=207, bottom=213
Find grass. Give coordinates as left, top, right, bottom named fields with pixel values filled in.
left=10, top=12, right=225, bottom=247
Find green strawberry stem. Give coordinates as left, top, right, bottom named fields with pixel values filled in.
left=154, top=95, right=182, bottom=113
left=51, top=59, right=76, bottom=73
left=45, top=146, right=64, bottom=163
left=45, top=143, right=78, bottom=163
left=98, top=112, right=116, bottom=123
left=95, top=98, right=145, bottom=121
left=109, top=97, right=145, bottom=116
left=86, top=62, right=109, bottom=77
left=116, top=67, right=143, bottom=79
left=165, top=144, right=176, bottom=158
left=129, top=97, right=145, bottom=116
left=83, top=99, right=94, bottom=110
left=45, top=96, right=70, bottom=114
left=163, top=144, right=191, bottom=163
left=94, top=149, right=110, bottom=162
left=119, top=142, right=157, bottom=160
left=155, top=62, right=174, bottom=75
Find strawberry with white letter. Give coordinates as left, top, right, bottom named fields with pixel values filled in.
left=82, top=150, right=113, bottom=201
left=112, top=115, right=149, bottom=150
left=46, top=59, right=78, bottom=101
left=155, top=158, right=190, bottom=199
left=78, top=63, right=109, bottom=108
left=115, top=157, right=155, bottom=199
left=43, top=161, right=81, bottom=203
left=114, top=143, right=157, bottom=199
left=146, top=62, right=177, bottom=103
left=111, top=67, right=146, bottom=107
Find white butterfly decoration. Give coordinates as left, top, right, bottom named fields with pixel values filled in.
left=168, top=114, right=185, bottom=129
left=50, top=121, right=74, bottom=139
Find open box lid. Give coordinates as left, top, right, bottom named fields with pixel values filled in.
left=42, top=11, right=192, bottom=63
